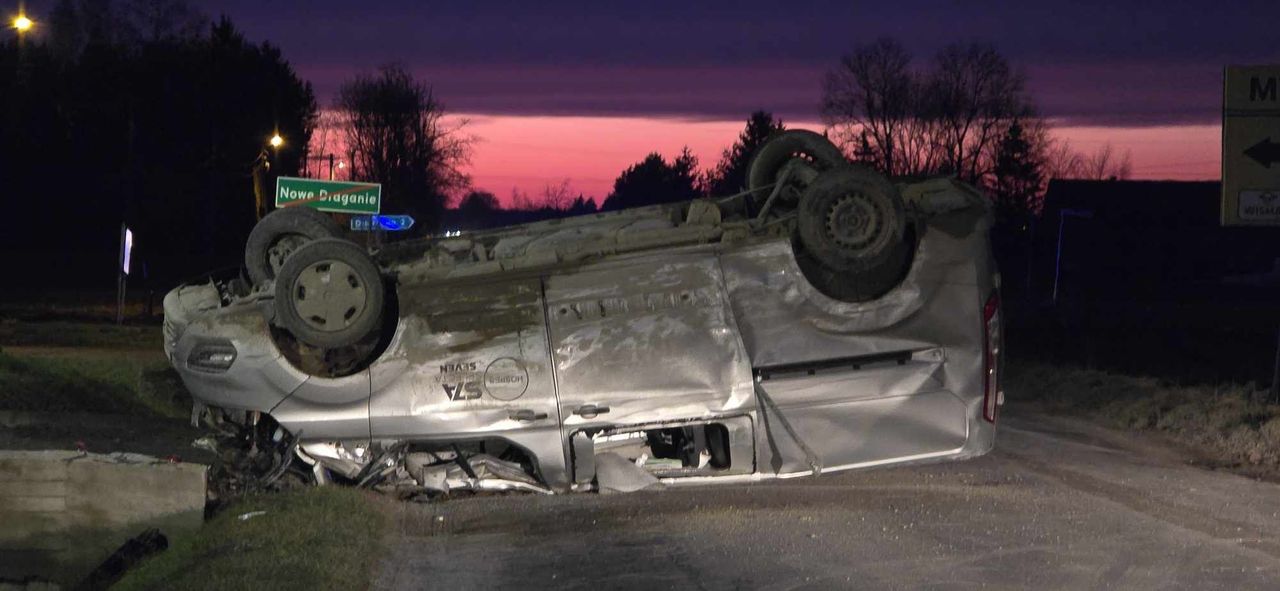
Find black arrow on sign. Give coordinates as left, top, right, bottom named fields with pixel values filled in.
left=1245, top=137, right=1280, bottom=168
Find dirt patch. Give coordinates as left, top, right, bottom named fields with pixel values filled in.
left=1007, top=362, right=1280, bottom=480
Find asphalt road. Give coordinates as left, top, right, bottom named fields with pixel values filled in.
left=374, top=408, right=1280, bottom=590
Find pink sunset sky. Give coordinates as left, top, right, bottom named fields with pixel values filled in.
left=307, top=115, right=1221, bottom=207
left=456, top=116, right=1222, bottom=205
left=247, top=2, right=1260, bottom=208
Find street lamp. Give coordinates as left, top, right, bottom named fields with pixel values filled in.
left=12, top=14, right=32, bottom=33
left=252, top=133, right=284, bottom=221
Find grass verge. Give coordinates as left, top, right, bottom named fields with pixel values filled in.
left=1009, top=362, right=1280, bottom=470
left=114, top=487, right=389, bottom=591
left=0, top=319, right=162, bottom=349
left=0, top=350, right=188, bottom=418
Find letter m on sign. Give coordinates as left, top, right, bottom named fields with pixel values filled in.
left=1251, top=77, right=1278, bottom=102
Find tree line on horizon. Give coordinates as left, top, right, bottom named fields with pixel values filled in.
left=0, top=0, right=316, bottom=287
left=0, top=1, right=1133, bottom=287
left=442, top=38, right=1133, bottom=227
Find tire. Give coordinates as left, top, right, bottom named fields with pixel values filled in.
left=794, top=226, right=916, bottom=303
left=273, top=238, right=384, bottom=349
left=245, top=207, right=343, bottom=285
left=797, top=166, right=906, bottom=274
left=747, top=130, right=847, bottom=195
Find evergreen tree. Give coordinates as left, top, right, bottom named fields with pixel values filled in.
left=566, top=196, right=598, bottom=215
left=705, top=111, right=784, bottom=196
left=991, top=120, right=1043, bottom=219
left=601, top=149, right=703, bottom=211
left=0, top=6, right=317, bottom=285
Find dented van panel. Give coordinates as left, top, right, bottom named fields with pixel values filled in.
left=164, top=174, right=1001, bottom=496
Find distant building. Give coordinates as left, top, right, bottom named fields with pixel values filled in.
left=1029, top=180, right=1280, bottom=302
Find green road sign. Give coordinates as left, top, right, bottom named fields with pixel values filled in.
left=275, top=176, right=381, bottom=214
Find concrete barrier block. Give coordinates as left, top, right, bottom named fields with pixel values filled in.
left=0, top=450, right=207, bottom=588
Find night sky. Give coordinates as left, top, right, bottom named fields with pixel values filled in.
left=199, top=0, right=1278, bottom=125
left=30, top=1, right=1280, bottom=198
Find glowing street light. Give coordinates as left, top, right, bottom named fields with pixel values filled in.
left=269, top=133, right=284, bottom=149
left=12, top=15, right=33, bottom=33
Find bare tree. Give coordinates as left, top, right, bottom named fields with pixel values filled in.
left=541, top=179, right=575, bottom=211
left=1043, top=138, right=1085, bottom=181
left=305, top=109, right=348, bottom=179
left=928, top=43, right=1033, bottom=183
left=508, top=187, right=535, bottom=211
left=822, top=39, right=1033, bottom=186
left=822, top=39, right=918, bottom=176
left=506, top=180, right=578, bottom=211
left=336, top=65, right=471, bottom=230
left=1081, top=143, right=1133, bottom=180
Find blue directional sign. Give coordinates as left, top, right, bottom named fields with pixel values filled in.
left=350, top=215, right=415, bottom=232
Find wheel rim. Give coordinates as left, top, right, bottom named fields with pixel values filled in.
left=291, top=259, right=368, bottom=332
left=825, top=193, right=886, bottom=255
left=267, top=234, right=308, bottom=278
left=777, top=151, right=832, bottom=184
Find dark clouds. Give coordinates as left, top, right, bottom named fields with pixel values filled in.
left=193, top=0, right=1278, bottom=125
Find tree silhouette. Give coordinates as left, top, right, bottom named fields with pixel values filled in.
left=822, top=39, right=1034, bottom=185
left=566, top=196, right=598, bottom=215
left=992, top=121, right=1044, bottom=219
left=852, top=131, right=878, bottom=167
left=1081, top=143, right=1133, bottom=180
left=705, top=111, right=785, bottom=196
left=0, top=5, right=317, bottom=286
left=601, top=149, right=703, bottom=211
left=336, top=65, right=471, bottom=234
left=1041, top=140, right=1133, bottom=181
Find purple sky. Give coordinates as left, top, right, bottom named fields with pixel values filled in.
left=191, top=0, right=1278, bottom=126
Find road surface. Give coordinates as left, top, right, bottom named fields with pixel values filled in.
left=374, top=408, right=1280, bottom=589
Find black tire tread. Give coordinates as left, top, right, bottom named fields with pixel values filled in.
left=245, top=207, right=343, bottom=285
left=747, top=130, right=846, bottom=194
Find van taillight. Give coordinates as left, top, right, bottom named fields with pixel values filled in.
left=982, top=290, right=1001, bottom=423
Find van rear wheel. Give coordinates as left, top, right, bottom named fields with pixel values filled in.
left=794, top=227, right=915, bottom=302
left=797, top=166, right=905, bottom=273
left=795, top=166, right=913, bottom=302
left=747, top=130, right=846, bottom=198
left=245, top=206, right=343, bottom=286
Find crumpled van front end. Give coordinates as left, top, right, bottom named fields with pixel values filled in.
left=163, top=281, right=304, bottom=414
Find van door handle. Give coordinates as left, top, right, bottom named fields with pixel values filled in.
left=508, top=409, right=548, bottom=422
left=573, top=404, right=610, bottom=418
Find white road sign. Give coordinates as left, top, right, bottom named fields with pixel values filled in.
left=1222, top=66, right=1280, bottom=226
